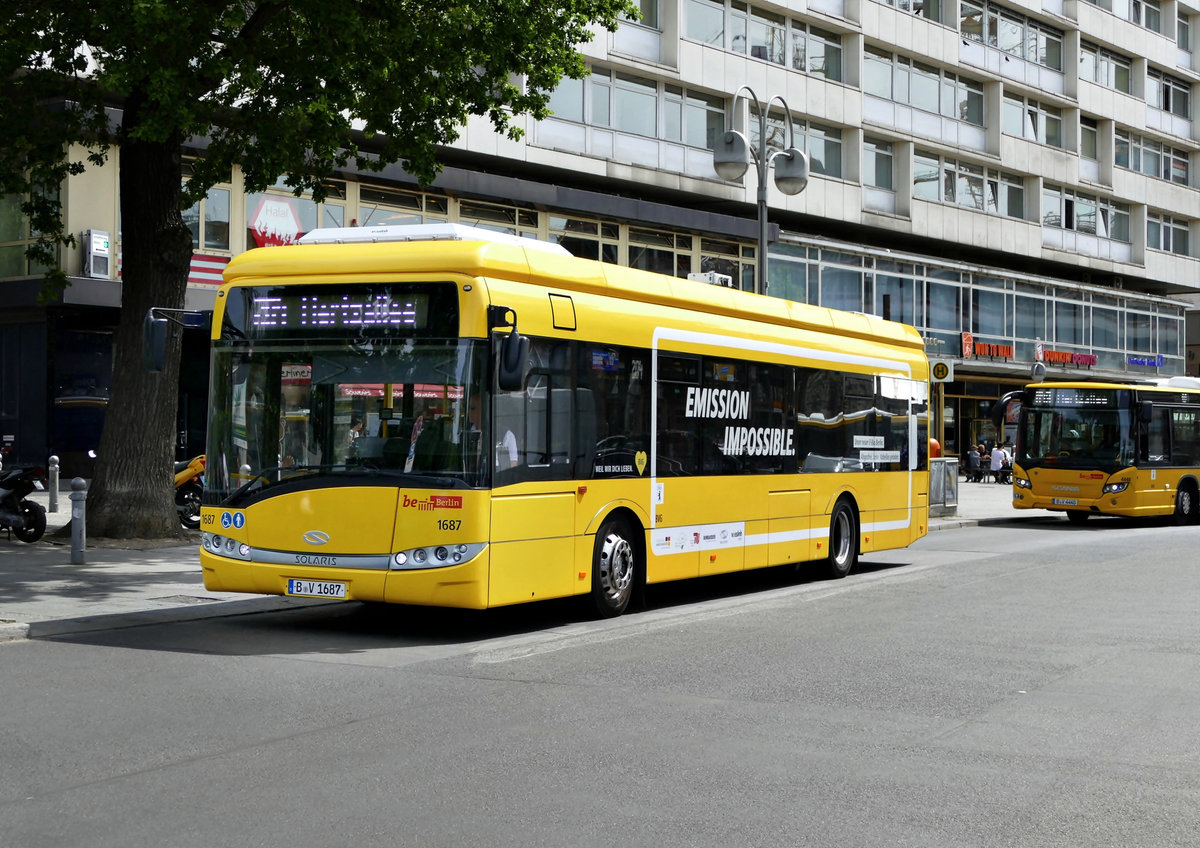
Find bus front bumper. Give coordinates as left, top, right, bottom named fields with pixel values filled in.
left=200, top=547, right=491, bottom=609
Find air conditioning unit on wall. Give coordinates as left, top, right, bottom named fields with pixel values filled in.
left=83, top=229, right=111, bottom=279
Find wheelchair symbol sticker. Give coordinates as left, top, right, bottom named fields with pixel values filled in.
left=221, top=512, right=232, bottom=528
left=221, top=512, right=246, bottom=529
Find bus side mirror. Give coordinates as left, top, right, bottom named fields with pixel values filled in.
left=142, top=307, right=211, bottom=372
left=991, top=390, right=1025, bottom=429
left=498, top=329, right=530, bottom=392
left=1138, top=400, right=1154, bottom=423
left=489, top=305, right=529, bottom=392
left=143, top=310, right=169, bottom=372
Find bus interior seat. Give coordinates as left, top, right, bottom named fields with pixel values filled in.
left=381, top=437, right=410, bottom=469
left=411, top=417, right=458, bottom=472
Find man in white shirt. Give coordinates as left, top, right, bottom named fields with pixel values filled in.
left=990, top=444, right=1006, bottom=483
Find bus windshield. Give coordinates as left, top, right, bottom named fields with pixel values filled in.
left=205, top=338, right=490, bottom=502
left=1018, top=387, right=1135, bottom=470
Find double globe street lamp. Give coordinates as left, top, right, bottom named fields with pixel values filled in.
left=713, top=85, right=810, bottom=296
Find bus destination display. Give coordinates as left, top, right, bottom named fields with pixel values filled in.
left=249, top=292, right=429, bottom=330
left=1031, top=388, right=1116, bottom=408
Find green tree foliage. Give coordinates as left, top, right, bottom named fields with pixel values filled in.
left=0, top=0, right=632, bottom=537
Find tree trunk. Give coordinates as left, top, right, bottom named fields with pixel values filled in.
left=85, top=95, right=193, bottom=539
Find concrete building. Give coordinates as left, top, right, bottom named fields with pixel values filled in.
left=3, top=0, right=1199, bottom=472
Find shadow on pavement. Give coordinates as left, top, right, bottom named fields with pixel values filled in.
left=43, top=557, right=919, bottom=656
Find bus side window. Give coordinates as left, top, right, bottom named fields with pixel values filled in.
left=1170, top=408, right=1197, bottom=466
left=1142, top=409, right=1169, bottom=464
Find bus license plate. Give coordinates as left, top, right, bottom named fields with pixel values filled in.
left=286, top=579, right=347, bottom=599
left=1052, top=498, right=1078, bottom=506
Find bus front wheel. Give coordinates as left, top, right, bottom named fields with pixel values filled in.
left=825, top=499, right=858, bottom=580
left=1174, top=484, right=1198, bottom=525
left=590, top=518, right=638, bottom=618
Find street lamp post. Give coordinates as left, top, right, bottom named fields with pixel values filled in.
left=712, top=86, right=809, bottom=296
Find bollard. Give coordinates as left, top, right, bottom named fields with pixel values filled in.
left=69, top=477, right=87, bottom=565
left=47, top=455, right=59, bottom=513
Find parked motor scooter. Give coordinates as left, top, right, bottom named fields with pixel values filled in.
left=175, top=454, right=205, bottom=530
left=0, top=465, right=48, bottom=543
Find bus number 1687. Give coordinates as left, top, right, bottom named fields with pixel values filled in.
left=437, top=519, right=462, bottom=531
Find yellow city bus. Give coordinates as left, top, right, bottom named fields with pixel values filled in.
left=995, top=378, right=1200, bottom=524
left=199, top=224, right=931, bottom=617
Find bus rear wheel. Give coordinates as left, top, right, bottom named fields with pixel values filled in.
left=825, top=499, right=858, bottom=580
left=1174, top=484, right=1198, bottom=525
left=590, top=518, right=638, bottom=618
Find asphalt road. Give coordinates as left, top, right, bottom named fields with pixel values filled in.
left=2, top=516, right=1199, bottom=847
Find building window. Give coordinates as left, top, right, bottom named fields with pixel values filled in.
left=747, top=8, right=786, bottom=63
left=550, top=216, right=620, bottom=263
left=622, top=0, right=660, bottom=28
left=546, top=76, right=584, bottom=123
left=629, top=228, right=693, bottom=278
left=612, top=72, right=658, bottom=137
left=1147, top=212, right=1191, bottom=255
left=1131, top=0, right=1163, bottom=32
left=0, top=191, right=58, bottom=278
left=864, top=52, right=984, bottom=125
left=945, top=159, right=986, bottom=210
left=913, top=150, right=941, bottom=201
left=1015, top=293, right=1044, bottom=341
left=874, top=264, right=920, bottom=325
left=458, top=200, right=538, bottom=238
left=914, top=150, right=1025, bottom=218
left=357, top=186, right=448, bottom=228
left=685, top=0, right=725, bottom=45
left=1180, top=12, right=1192, bottom=49
left=672, top=88, right=724, bottom=149
left=753, top=113, right=844, bottom=178
left=1041, top=185, right=1130, bottom=240
left=183, top=187, right=231, bottom=251
left=1002, top=94, right=1064, bottom=147
left=872, top=0, right=943, bottom=24
left=182, top=160, right=232, bottom=251
left=1115, top=130, right=1190, bottom=184
left=1080, top=117, right=1099, bottom=160
left=1080, top=43, right=1133, bottom=94
left=802, top=124, right=844, bottom=178
left=1147, top=69, right=1192, bottom=118
left=573, top=70, right=725, bottom=151
left=1054, top=299, right=1085, bottom=346
left=1092, top=305, right=1120, bottom=349
left=863, top=137, right=894, bottom=189
left=972, top=286, right=1012, bottom=338
left=988, top=172, right=1025, bottom=218
left=792, top=24, right=843, bottom=81
left=960, top=1, right=1063, bottom=70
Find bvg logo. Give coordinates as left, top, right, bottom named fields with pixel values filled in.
left=303, top=530, right=330, bottom=545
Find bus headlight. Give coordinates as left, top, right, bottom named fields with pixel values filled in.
left=391, top=542, right=487, bottom=570
left=1103, top=481, right=1129, bottom=494
left=202, top=533, right=252, bottom=561
left=1014, top=477, right=1032, bottom=489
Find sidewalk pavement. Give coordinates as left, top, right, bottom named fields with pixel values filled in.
left=0, top=477, right=1027, bottom=642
